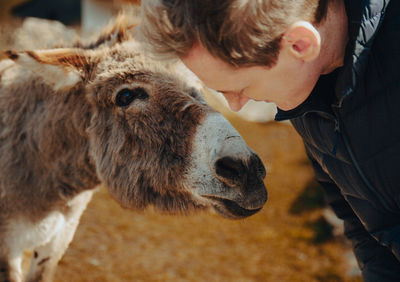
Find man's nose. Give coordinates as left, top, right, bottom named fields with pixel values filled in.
left=222, top=92, right=250, bottom=112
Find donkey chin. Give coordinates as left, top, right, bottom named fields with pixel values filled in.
left=187, top=113, right=268, bottom=220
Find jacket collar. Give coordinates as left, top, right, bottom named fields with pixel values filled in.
left=335, top=0, right=390, bottom=106
left=275, top=0, right=390, bottom=121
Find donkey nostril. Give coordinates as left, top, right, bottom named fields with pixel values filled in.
left=215, top=156, right=243, bottom=185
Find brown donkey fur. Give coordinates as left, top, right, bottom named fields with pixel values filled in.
left=0, top=18, right=267, bottom=281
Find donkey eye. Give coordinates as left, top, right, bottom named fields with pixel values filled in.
left=115, top=88, right=149, bottom=107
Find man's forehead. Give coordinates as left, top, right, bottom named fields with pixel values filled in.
left=180, top=43, right=240, bottom=90
left=182, top=44, right=234, bottom=71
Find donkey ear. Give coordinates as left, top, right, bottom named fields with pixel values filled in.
left=77, top=13, right=137, bottom=50
left=4, top=48, right=94, bottom=90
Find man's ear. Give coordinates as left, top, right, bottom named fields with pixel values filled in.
left=3, top=48, right=95, bottom=90
left=282, top=21, right=321, bottom=62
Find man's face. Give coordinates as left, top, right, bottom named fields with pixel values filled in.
left=181, top=44, right=322, bottom=111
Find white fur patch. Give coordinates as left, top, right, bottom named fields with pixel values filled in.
left=6, top=211, right=66, bottom=257
left=5, top=190, right=94, bottom=257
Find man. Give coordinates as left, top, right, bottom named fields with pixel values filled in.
left=140, top=0, right=400, bottom=280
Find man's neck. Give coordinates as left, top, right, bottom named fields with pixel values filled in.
left=318, top=0, right=348, bottom=75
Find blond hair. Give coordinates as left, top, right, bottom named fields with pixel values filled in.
left=140, top=0, right=329, bottom=67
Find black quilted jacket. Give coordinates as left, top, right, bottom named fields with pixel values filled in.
left=276, top=1, right=400, bottom=280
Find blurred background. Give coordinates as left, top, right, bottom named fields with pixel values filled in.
left=0, top=0, right=362, bottom=281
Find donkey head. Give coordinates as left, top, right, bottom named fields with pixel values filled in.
left=4, top=40, right=267, bottom=219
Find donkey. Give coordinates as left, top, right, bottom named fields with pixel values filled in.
left=0, top=19, right=267, bottom=282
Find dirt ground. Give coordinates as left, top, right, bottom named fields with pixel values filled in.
left=51, top=93, right=362, bottom=282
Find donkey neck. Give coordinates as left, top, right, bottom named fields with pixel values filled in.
left=0, top=65, right=100, bottom=219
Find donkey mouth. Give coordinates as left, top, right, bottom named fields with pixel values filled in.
left=203, top=195, right=263, bottom=219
